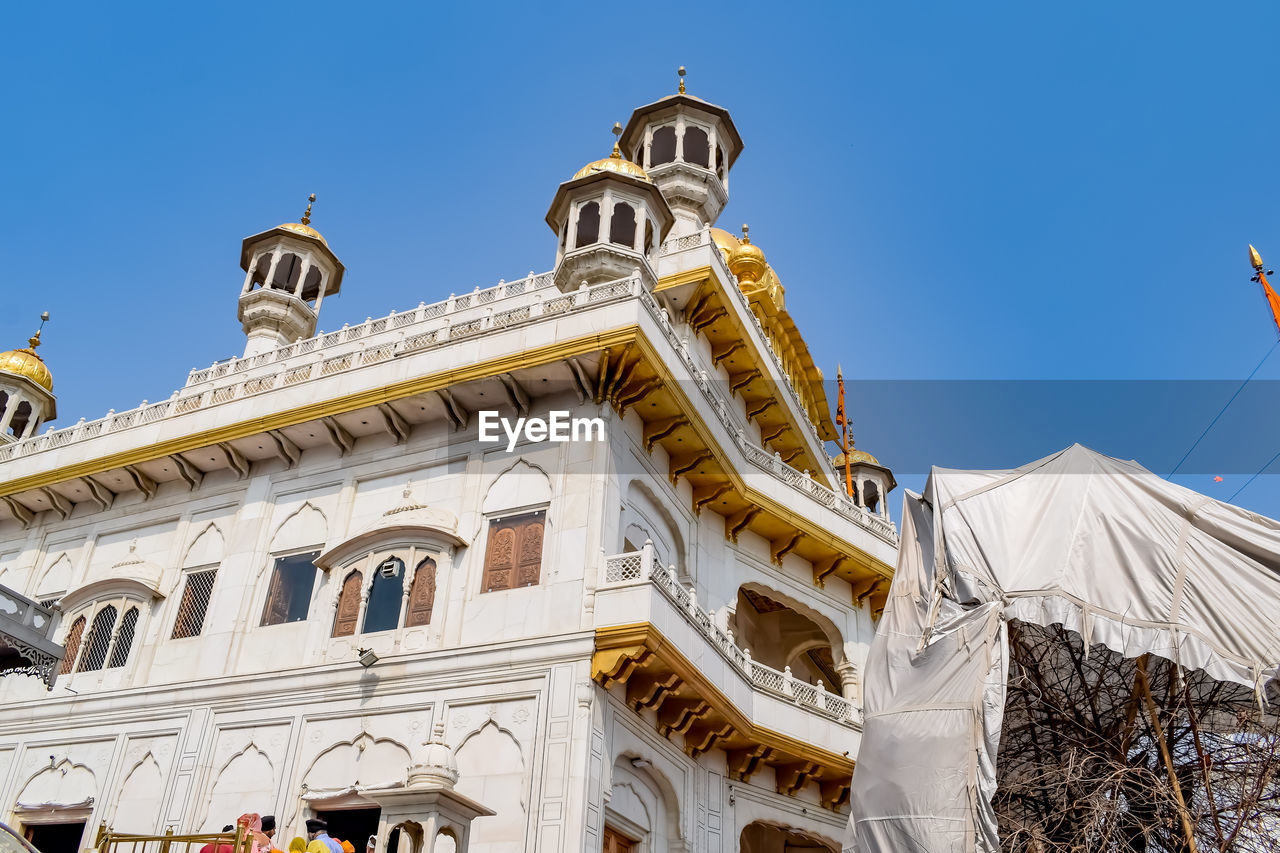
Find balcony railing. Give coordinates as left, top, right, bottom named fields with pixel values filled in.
left=0, top=583, right=63, bottom=688
left=601, top=546, right=861, bottom=726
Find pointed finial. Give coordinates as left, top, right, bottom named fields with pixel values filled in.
left=741, top=223, right=750, bottom=244
left=27, top=311, right=49, bottom=350
left=301, top=193, right=316, bottom=226
left=678, top=66, right=686, bottom=94
left=611, top=122, right=623, bottom=158
left=837, top=362, right=843, bottom=380
left=1250, top=244, right=1264, bottom=271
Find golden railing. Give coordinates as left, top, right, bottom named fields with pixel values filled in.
left=95, top=827, right=253, bottom=853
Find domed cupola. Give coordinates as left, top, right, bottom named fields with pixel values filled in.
left=0, top=313, right=57, bottom=443
left=618, top=67, right=745, bottom=236
left=546, top=125, right=675, bottom=292
left=238, top=194, right=345, bottom=357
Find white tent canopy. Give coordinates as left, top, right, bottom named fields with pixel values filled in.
left=846, top=444, right=1280, bottom=852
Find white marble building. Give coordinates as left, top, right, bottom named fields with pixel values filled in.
left=0, top=76, right=897, bottom=853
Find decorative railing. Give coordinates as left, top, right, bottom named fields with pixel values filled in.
left=659, top=228, right=825, bottom=449
left=0, top=583, right=62, bottom=688
left=602, top=546, right=862, bottom=726
left=638, top=282, right=898, bottom=543
left=0, top=253, right=896, bottom=545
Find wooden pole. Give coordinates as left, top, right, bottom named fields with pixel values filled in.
left=1135, top=657, right=1198, bottom=852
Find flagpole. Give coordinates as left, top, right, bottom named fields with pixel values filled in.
left=836, top=365, right=854, bottom=499
left=1248, top=244, right=1280, bottom=338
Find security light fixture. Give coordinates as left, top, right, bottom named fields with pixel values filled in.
left=357, top=648, right=379, bottom=668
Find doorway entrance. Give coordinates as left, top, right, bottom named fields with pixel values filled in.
left=315, top=808, right=380, bottom=851
left=24, top=822, right=87, bottom=853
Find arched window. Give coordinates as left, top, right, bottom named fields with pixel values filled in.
left=300, top=267, right=323, bottom=303
left=58, top=616, right=85, bottom=676
left=363, top=557, right=405, bottom=634
left=633, top=146, right=645, bottom=167
left=644, top=219, right=654, bottom=255
left=332, top=569, right=363, bottom=637
left=250, top=254, right=272, bottom=289
left=574, top=202, right=600, bottom=248
left=108, top=607, right=139, bottom=668
left=8, top=401, right=32, bottom=438
left=406, top=557, right=437, bottom=627
left=610, top=202, right=636, bottom=248
left=270, top=253, right=303, bottom=292
left=77, top=605, right=118, bottom=672
left=683, top=126, right=710, bottom=167
left=650, top=126, right=677, bottom=166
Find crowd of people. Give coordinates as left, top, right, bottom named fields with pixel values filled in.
left=199, top=815, right=376, bottom=853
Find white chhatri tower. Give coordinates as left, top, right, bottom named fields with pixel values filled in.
left=238, top=195, right=345, bottom=357
left=618, top=67, right=744, bottom=237
left=0, top=315, right=56, bottom=443
left=547, top=125, right=675, bottom=293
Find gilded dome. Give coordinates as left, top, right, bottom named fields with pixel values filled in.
left=832, top=449, right=880, bottom=467
left=710, top=227, right=740, bottom=261
left=727, top=225, right=767, bottom=285
left=572, top=153, right=652, bottom=184
left=278, top=221, right=328, bottom=246
left=0, top=333, right=52, bottom=391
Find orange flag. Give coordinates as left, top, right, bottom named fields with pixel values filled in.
left=1261, top=272, right=1280, bottom=337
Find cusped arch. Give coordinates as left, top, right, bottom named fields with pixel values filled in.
left=611, top=750, right=685, bottom=846
left=270, top=501, right=328, bottom=554
left=455, top=720, right=527, bottom=847
left=17, top=758, right=96, bottom=809
left=112, top=751, right=165, bottom=830
left=624, top=478, right=689, bottom=570
left=183, top=523, right=225, bottom=568
left=35, top=553, right=74, bottom=598
left=302, top=732, right=412, bottom=791
left=481, top=460, right=552, bottom=515
left=738, top=819, right=839, bottom=853
left=200, top=742, right=276, bottom=830
left=738, top=580, right=846, bottom=663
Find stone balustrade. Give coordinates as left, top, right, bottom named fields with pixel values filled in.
left=600, top=546, right=862, bottom=727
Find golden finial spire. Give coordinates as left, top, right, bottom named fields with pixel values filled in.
left=1249, top=244, right=1264, bottom=271
left=611, top=122, right=623, bottom=158
left=27, top=311, right=49, bottom=350
left=678, top=66, right=686, bottom=94
left=741, top=223, right=750, bottom=244
left=301, top=193, right=316, bottom=226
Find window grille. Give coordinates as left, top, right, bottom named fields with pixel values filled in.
left=108, top=607, right=139, bottom=667
left=38, top=596, right=61, bottom=610
left=59, top=616, right=86, bottom=676
left=77, top=605, right=118, bottom=672
left=172, top=568, right=218, bottom=639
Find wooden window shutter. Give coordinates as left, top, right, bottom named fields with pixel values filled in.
left=406, top=557, right=437, bottom=627
left=483, top=510, right=546, bottom=592
left=58, top=616, right=86, bottom=676
left=601, top=827, right=635, bottom=853
left=332, top=570, right=363, bottom=637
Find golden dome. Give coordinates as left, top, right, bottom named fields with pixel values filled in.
left=727, top=224, right=767, bottom=285
left=710, top=227, right=740, bottom=262
left=832, top=449, right=880, bottom=467
left=0, top=332, right=52, bottom=391
left=572, top=152, right=652, bottom=184
left=278, top=221, right=328, bottom=246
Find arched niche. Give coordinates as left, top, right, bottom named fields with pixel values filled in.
left=303, top=733, right=411, bottom=792
left=455, top=721, right=526, bottom=848
left=112, top=752, right=165, bottom=832
left=34, top=553, right=74, bottom=599
left=183, top=523, right=225, bottom=568
left=732, top=582, right=847, bottom=686
left=201, top=744, right=276, bottom=830
left=607, top=752, right=684, bottom=853
left=622, top=479, right=688, bottom=572
left=17, top=759, right=96, bottom=810
left=481, top=460, right=552, bottom=516
left=270, top=502, right=329, bottom=554
left=738, top=820, right=838, bottom=853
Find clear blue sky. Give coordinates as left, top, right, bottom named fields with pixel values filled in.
left=4, top=3, right=1280, bottom=518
